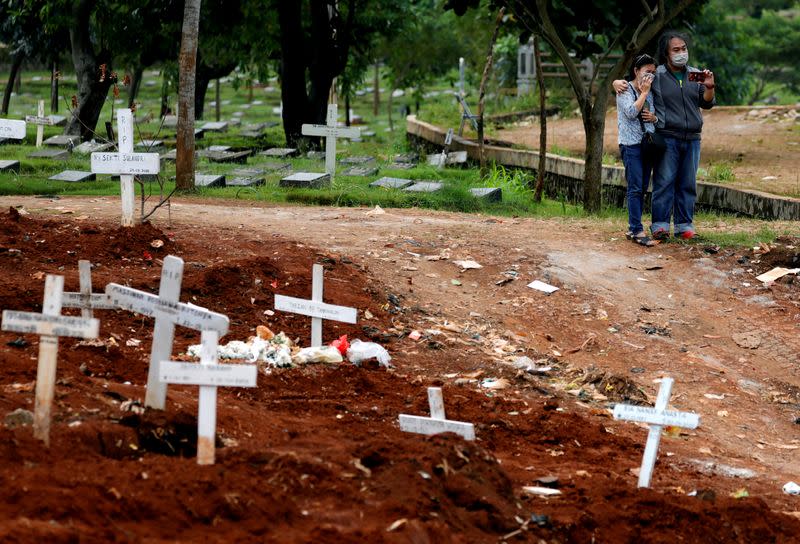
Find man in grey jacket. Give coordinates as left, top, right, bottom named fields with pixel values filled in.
left=615, top=31, right=716, bottom=239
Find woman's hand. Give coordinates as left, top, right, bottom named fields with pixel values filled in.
left=641, top=110, right=657, bottom=123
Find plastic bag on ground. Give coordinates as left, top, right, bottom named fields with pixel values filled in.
left=293, top=346, right=343, bottom=365
left=347, top=339, right=391, bottom=367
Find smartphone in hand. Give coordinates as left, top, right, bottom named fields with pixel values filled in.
left=688, top=71, right=707, bottom=83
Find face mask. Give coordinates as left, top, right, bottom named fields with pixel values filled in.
left=671, top=52, right=689, bottom=67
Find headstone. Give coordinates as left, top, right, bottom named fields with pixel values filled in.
left=342, top=165, right=379, bottom=177
left=392, top=153, right=419, bottom=168
left=48, top=115, right=67, bottom=127
left=204, top=150, right=250, bottom=164
left=0, top=119, right=26, bottom=141
left=201, top=121, right=228, bottom=132
left=274, top=263, right=357, bottom=347
left=160, top=149, right=200, bottom=162
left=91, top=109, right=160, bottom=227
left=162, top=115, right=178, bottom=128
left=62, top=260, right=114, bottom=318
left=370, top=177, right=414, bottom=190
left=0, top=160, right=20, bottom=173
left=260, top=148, right=297, bottom=158
left=404, top=181, right=443, bottom=193
left=613, top=377, right=700, bottom=488
left=207, top=145, right=231, bottom=152
left=427, top=150, right=468, bottom=167
left=301, top=104, right=360, bottom=178
left=194, top=174, right=226, bottom=187
left=470, top=187, right=502, bottom=202
left=340, top=156, right=376, bottom=165
left=27, top=149, right=69, bottom=160
left=232, top=111, right=244, bottom=118
left=279, top=172, right=330, bottom=188
left=73, top=140, right=113, bottom=155
left=306, top=151, right=326, bottom=160
left=105, top=255, right=230, bottom=409
left=195, top=128, right=205, bottom=139
left=399, top=387, right=475, bottom=440
left=1, top=275, right=100, bottom=445
left=159, top=330, right=257, bottom=465
left=43, top=134, right=79, bottom=148
left=25, top=100, right=51, bottom=147
left=48, top=170, right=96, bottom=183
left=236, top=162, right=290, bottom=174
left=226, top=176, right=265, bottom=187
left=360, top=130, right=376, bottom=137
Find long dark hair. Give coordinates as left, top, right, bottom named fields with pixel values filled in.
left=656, top=30, right=691, bottom=66
left=627, top=53, right=656, bottom=81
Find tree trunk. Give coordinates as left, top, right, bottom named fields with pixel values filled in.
left=194, top=71, right=211, bottom=120
left=533, top=36, right=547, bottom=202
left=176, top=0, right=202, bottom=191
left=477, top=7, right=504, bottom=177
left=373, top=63, right=380, bottom=116
left=128, top=66, right=143, bottom=108
left=582, top=102, right=607, bottom=214
left=387, top=91, right=394, bottom=132
left=50, top=59, right=59, bottom=113
left=277, top=0, right=309, bottom=146
left=345, top=93, right=350, bottom=126
left=215, top=79, right=220, bottom=121
left=65, top=0, right=114, bottom=140
left=1, top=52, right=25, bottom=115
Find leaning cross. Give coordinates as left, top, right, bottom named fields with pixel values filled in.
left=301, top=103, right=360, bottom=178
left=1, top=275, right=100, bottom=446
left=159, top=330, right=257, bottom=465
left=90, top=109, right=160, bottom=227
left=105, top=255, right=230, bottom=410
left=399, top=387, right=475, bottom=440
left=25, top=100, right=54, bottom=147
left=613, top=377, right=700, bottom=488
left=62, top=260, right=115, bottom=319
left=0, top=118, right=26, bottom=141
left=274, top=263, right=357, bottom=347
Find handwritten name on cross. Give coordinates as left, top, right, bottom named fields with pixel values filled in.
left=62, top=260, right=114, bottom=319
left=399, top=387, right=475, bottom=440
left=274, top=263, right=357, bottom=347
left=613, top=377, right=700, bottom=488
left=1, top=275, right=100, bottom=445
left=90, top=109, right=160, bottom=227
left=25, top=100, right=54, bottom=147
left=301, top=104, right=360, bottom=178
left=105, top=255, right=230, bottom=410
left=159, top=330, right=257, bottom=465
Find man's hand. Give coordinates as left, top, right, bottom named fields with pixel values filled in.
left=612, top=79, right=629, bottom=94
left=702, top=69, right=715, bottom=89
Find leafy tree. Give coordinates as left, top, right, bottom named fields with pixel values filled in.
left=744, top=9, right=800, bottom=103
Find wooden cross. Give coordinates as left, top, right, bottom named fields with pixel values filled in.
left=62, top=260, right=114, bottom=319
left=1, top=275, right=100, bottom=445
left=90, top=109, right=160, bottom=227
left=301, top=104, right=360, bottom=178
left=0, top=118, right=26, bottom=141
left=105, top=255, right=230, bottom=410
left=159, top=330, right=257, bottom=465
left=274, top=263, right=357, bottom=347
left=399, top=387, right=475, bottom=440
left=25, top=100, right=54, bottom=147
left=613, top=377, right=700, bottom=488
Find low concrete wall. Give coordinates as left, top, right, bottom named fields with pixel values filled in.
left=406, top=115, right=800, bottom=221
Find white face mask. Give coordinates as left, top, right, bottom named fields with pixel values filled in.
left=671, top=52, right=689, bottom=67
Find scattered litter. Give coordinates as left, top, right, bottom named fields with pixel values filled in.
left=126, top=338, right=142, bottom=347
left=330, top=335, right=349, bottom=356
left=188, top=328, right=294, bottom=368
left=732, top=331, right=761, bottom=349
left=364, top=309, right=374, bottom=319
left=293, top=346, right=343, bottom=364
left=783, top=482, right=800, bottom=495
left=451, top=279, right=462, bottom=286
left=4, top=408, right=34, bottom=429
left=386, top=518, right=408, bottom=532
left=408, top=330, right=422, bottom=341
left=150, top=239, right=164, bottom=248
left=704, top=393, right=725, bottom=400
left=454, top=260, right=482, bottom=270
left=481, top=378, right=511, bottom=390
left=730, top=488, right=750, bottom=499
left=365, top=205, right=386, bottom=217
left=756, top=267, right=799, bottom=283
left=347, top=339, right=392, bottom=367
left=527, top=280, right=559, bottom=294
left=521, top=486, right=562, bottom=497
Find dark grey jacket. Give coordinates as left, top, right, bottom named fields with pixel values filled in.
left=652, top=64, right=715, bottom=140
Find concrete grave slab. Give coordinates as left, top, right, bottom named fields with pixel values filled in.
left=201, top=121, right=228, bottom=132
left=0, top=160, right=20, bottom=173
left=226, top=176, right=265, bottom=187
left=427, top=150, right=468, bottom=166
left=342, top=165, right=379, bottom=177
left=260, top=147, right=297, bottom=158
left=470, top=187, right=502, bottom=202
left=162, top=115, right=178, bottom=128
left=73, top=141, right=113, bottom=154
left=205, top=150, right=251, bottom=164
left=233, top=163, right=289, bottom=175
left=48, top=170, right=96, bottom=183
left=340, top=155, right=376, bottom=165
left=279, top=172, right=330, bottom=188
left=28, top=149, right=69, bottom=160
left=194, top=174, right=226, bottom=188
left=207, top=145, right=231, bottom=152
left=306, top=151, right=326, bottom=160
left=370, top=177, right=414, bottom=189
left=404, top=181, right=443, bottom=193
left=360, top=130, right=376, bottom=137
left=43, top=134, right=79, bottom=148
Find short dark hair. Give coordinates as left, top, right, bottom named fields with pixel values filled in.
left=657, top=31, right=691, bottom=66
left=628, top=53, right=656, bottom=81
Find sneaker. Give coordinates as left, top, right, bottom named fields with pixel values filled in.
left=676, top=230, right=696, bottom=240
left=652, top=228, right=670, bottom=241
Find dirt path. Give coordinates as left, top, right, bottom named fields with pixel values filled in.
left=5, top=195, right=800, bottom=512
left=496, top=107, right=800, bottom=197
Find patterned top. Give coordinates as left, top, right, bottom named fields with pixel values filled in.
left=617, top=86, right=654, bottom=146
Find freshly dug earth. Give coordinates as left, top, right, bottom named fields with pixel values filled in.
left=0, top=204, right=799, bottom=543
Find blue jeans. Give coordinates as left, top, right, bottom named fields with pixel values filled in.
left=620, top=144, right=651, bottom=235
left=651, top=137, right=701, bottom=235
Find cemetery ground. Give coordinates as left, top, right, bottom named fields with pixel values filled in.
left=1, top=198, right=800, bottom=542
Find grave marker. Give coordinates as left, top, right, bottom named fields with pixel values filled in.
left=201, top=121, right=228, bottom=132
left=90, top=109, right=160, bottom=227
left=27, top=149, right=68, bottom=160
left=399, top=387, right=475, bottom=440
left=73, top=140, right=113, bottom=155
left=25, top=100, right=53, bottom=147
left=274, top=263, right=357, bottom=347
left=159, top=330, right=257, bottom=465
left=43, top=134, right=79, bottom=149
left=0, top=118, right=26, bottom=141
left=0, top=160, right=20, bottom=173
left=194, top=173, right=226, bottom=187
left=48, top=170, right=96, bottom=183
left=279, top=172, right=330, bottom=188
left=62, top=260, right=115, bottom=318
left=259, top=148, right=297, bottom=158
left=1, top=275, right=100, bottom=445
left=404, top=181, right=443, bottom=193
left=105, top=255, right=230, bottom=409
left=613, top=377, right=700, bottom=488
left=301, top=104, right=360, bottom=178
left=370, top=177, right=414, bottom=190
left=342, top=165, right=378, bottom=177
left=470, top=187, right=502, bottom=202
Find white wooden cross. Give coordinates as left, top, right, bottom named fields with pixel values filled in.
left=90, top=109, right=160, bottom=227
left=1, top=275, right=100, bottom=446
left=274, top=263, right=357, bottom=347
left=25, top=100, right=54, bottom=147
left=105, top=255, right=230, bottom=410
left=399, top=387, right=475, bottom=440
left=62, top=260, right=115, bottom=319
left=0, top=118, right=26, bottom=141
left=613, top=377, right=700, bottom=488
left=159, top=330, right=257, bottom=465
left=301, top=104, right=360, bottom=178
